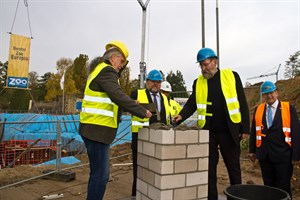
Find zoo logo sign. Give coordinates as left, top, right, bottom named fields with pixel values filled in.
left=7, top=77, right=28, bottom=88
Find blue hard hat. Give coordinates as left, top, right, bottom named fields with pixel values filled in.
left=146, top=69, right=163, bottom=81
left=197, top=48, right=218, bottom=62
left=260, top=81, right=277, bottom=94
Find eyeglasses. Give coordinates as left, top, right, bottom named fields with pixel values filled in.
left=199, top=59, right=214, bottom=68
left=116, top=55, right=127, bottom=66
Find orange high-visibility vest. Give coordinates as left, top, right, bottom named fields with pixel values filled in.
left=255, top=102, right=291, bottom=147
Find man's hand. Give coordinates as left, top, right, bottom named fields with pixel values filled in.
left=172, top=115, right=182, bottom=123
left=134, top=100, right=140, bottom=104
left=239, top=133, right=249, bottom=140
left=248, top=153, right=256, bottom=162
left=145, top=110, right=152, bottom=118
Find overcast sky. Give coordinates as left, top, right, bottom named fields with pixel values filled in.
left=1, top=0, right=299, bottom=90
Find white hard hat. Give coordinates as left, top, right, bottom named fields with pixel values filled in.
left=161, top=81, right=172, bottom=92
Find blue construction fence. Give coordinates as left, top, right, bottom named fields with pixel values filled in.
left=0, top=113, right=132, bottom=146
left=0, top=113, right=132, bottom=165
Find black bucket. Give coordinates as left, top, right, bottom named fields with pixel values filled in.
left=224, top=184, right=291, bottom=200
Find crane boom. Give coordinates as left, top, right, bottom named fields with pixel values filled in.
left=247, top=64, right=281, bottom=81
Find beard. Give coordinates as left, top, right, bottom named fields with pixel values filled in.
left=149, top=88, right=159, bottom=93
left=203, top=68, right=218, bottom=79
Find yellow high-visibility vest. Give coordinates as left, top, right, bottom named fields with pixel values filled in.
left=195, top=68, right=241, bottom=128
left=80, top=62, right=118, bottom=128
left=131, top=89, right=170, bottom=132
left=169, top=99, right=182, bottom=118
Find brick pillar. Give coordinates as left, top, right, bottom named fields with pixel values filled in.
left=136, top=128, right=209, bottom=200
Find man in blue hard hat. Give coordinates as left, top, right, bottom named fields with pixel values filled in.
left=130, top=69, right=171, bottom=197
left=249, top=81, right=300, bottom=198
left=173, top=47, right=250, bottom=199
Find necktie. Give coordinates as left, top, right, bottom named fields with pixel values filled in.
left=267, top=105, right=273, bottom=128
left=152, top=93, right=158, bottom=111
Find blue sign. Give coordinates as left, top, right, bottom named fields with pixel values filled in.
left=7, top=76, right=28, bottom=88
left=76, top=101, right=82, bottom=110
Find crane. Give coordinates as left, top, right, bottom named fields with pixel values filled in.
left=247, top=64, right=281, bottom=81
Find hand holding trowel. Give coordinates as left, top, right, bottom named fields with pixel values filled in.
left=140, top=103, right=161, bottom=121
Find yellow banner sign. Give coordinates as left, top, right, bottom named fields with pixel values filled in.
left=7, top=34, right=31, bottom=88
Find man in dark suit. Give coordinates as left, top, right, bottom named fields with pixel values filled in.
left=249, top=81, right=300, bottom=198
left=173, top=48, right=250, bottom=200
left=130, top=69, right=170, bottom=197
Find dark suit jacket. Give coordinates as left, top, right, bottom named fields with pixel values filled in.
left=130, top=89, right=167, bottom=126
left=249, top=101, right=300, bottom=162
left=178, top=69, right=250, bottom=146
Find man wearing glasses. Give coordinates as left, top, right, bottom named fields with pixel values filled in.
left=130, top=69, right=170, bottom=197
left=79, top=41, right=152, bottom=200
left=173, top=48, right=250, bottom=200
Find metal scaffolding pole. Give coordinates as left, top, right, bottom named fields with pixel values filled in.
left=216, top=0, right=220, bottom=67
left=201, top=0, right=205, bottom=48
left=137, top=0, right=150, bottom=88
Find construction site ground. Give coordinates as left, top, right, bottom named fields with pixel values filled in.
left=0, top=142, right=299, bottom=200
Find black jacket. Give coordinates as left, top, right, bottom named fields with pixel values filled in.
left=249, top=102, right=300, bottom=162
left=178, top=69, right=250, bottom=145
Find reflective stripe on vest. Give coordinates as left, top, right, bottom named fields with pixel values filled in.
left=80, top=62, right=118, bottom=128
left=255, top=102, right=291, bottom=147
left=220, top=69, right=241, bottom=123
left=132, top=121, right=150, bottom=126
left=131, top=89, right=150, bottom=133
left=254, top=104, right=266, bottom=147
left=195, top=68, right=241, bottom=128
left=131, top=89, right=171, bottom=133
left=281, top=102, right=291, bottom=146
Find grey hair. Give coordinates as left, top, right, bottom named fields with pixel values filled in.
left=88, top=48, right=123, bottom=73
left=103, top=47, right=123, bottom=60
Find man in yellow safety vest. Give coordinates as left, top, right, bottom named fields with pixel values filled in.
left=79, top=41, right=152, bottom=200
left=160, top=81, right=182, bottom=120
left=130, top=69, right=170, bottom=197
left=173, top=47, right=250, bottom=200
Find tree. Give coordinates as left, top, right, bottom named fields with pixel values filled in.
left=64, top=67, right=79, bottom=95
left=45, top=58, right=78, bottom=100
left=284, top=50, right=300, bottom=79
left=72, top=54, right=88, bottom=94
left=0, top=61, right=8, bottom=87
left=35, top=72, right=51, bottom=100
left=0, top=61, right=9, bottom=109
left=10, top=89, right=30, bottom=111
left=28, top=71, right=39, bottom=89
left=166, top=70, right=188, bottom=98
left=130, top=78, right=140, bottom=91
left=44, top=73, right=59, bottom=101
left=119, top=67, right=132, bottom=95
left=56, top=58, right=73, bottom=75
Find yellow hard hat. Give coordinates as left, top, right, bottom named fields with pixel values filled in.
left=105, top=40, right=129, bottom=59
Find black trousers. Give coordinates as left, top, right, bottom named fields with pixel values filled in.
left=131, top=132, right=138, bottom=196
left=259, top=156, right=293, bottom=198
left=208, top=131, right=241, bottom=200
